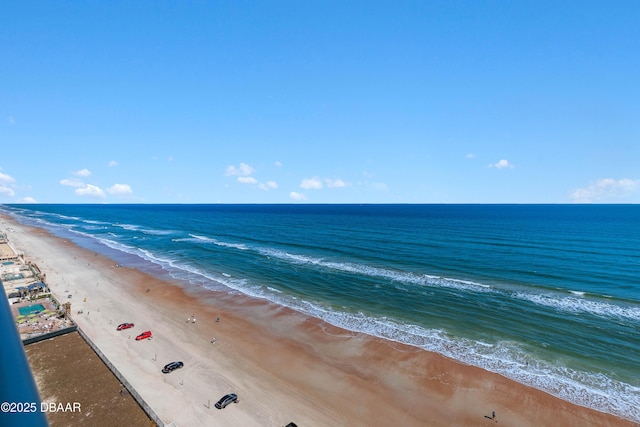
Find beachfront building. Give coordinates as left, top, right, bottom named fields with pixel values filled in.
left=1, top=259, right=48, bottom=300
left=0, top=229, right=73, bottom=342
left=0, top=231, right=20, bottom=262
left=0, top=231, right=49, bottom=300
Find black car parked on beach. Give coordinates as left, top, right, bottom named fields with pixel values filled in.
left=161, top=361, right=184, bottom=373
left=215, top=393, right=238, bottom=409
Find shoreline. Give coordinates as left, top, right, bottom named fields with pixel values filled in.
left=2, top=213, right=636, bottom=426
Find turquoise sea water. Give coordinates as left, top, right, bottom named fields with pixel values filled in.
left=2, top=204, right=639, bottom=422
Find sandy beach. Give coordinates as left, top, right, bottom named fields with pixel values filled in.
left=2, top=214, right=635, bottom=427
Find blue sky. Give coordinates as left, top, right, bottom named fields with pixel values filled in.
left=1, top=1, right=639, bottom=204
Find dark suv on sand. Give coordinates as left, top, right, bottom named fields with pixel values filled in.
left=215, top=393, right=238, bottom=409
left=161, top=361, right=184, bottom=373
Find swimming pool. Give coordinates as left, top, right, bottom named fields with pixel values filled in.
left=18, top=304, right=45, bottom=316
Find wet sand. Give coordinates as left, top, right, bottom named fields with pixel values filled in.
left=2, top=214, right=635, bottom=426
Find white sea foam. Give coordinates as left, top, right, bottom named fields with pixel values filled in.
left=274, top=299, right=640, bottom=423
left=194, top=243, right=637, bottom=330
left=140, top=228, right=176, bottom=236
left=213, top=240, right=249, bottom=250
left=174, top=238, right=487, bottom=293
left=96, top=236, right=250, bottom=294
left=82, top=219, right=109, bottom=225
left=96, top=238, right=187, bottom=279
left=188, top=234, right=249, bottom=250
left=23, top=216, right=64, bottom=230
left=97, top=238, right=140, bottom=256
left=110, top=223, right=176, bottom=236
left=78, top=224, right=107, bottom=231
left=189, top=234, right=212, bottom=241
left=114, top=223, right=140, bottom=231
left=52, top=213, right=81, bottom=221
left=515, top=292, right=640, bottom=322
left=256, top=247, right=491, bottom=293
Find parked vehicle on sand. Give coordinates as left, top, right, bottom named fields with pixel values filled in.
left=117, top=322, right=134, bottom=331
left=135, top=331, right=152, bottom=340
left=162, top=361, right=184, bottom=373
left=215, top=393, right=238, bottom=409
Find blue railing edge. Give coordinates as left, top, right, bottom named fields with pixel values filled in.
left=0, top=291, right=49, bottom=427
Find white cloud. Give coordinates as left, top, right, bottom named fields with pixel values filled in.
left=0, top=169, right=21, bottom=198
left=225, top=163, right=277, bottom=190
left=570, top=178, right=639, bottom=203
left=60, top=178, right=84, bottom=187
left=275, top=161, right=282, bottom=167
left=298, top=176, right=346, bottom=190
left=259, top=181, right=278, bottom=190
left=19, top=196, right=37, bottom=203
left=108, top=160, right=119, bottom=167
left=0, top=171, right=16, bottom=184
left=489, top=159, right=514, bottom=169
left=325, top=178, right=346, bottom=188
left=225, top=163, right=255, bottom=176
left=74, top=168, right=92, bottom=177
left=75, top=184, right=106, bottom=199
left=466, top=153, right=475, bottom=159
left=107, top=183, right=133, bottom=196
left=289, top=191, right=307, bottom=201
left=300, top=177, right=323, bottom=190
left=0, top=186, right=15, bottom=197
left=237, top=176, right=258, bottom=184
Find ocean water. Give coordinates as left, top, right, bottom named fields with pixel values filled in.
left=2, top=204, right=639, bottom=422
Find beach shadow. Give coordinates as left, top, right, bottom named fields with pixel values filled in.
left=484, top=411, right=497, bottom=422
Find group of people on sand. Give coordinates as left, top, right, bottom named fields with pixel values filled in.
left=187, top=313, right=220, bottom=344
